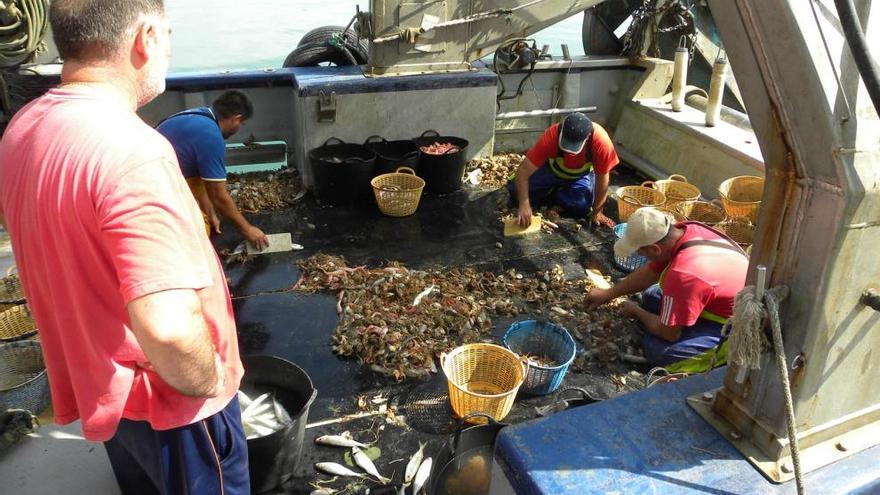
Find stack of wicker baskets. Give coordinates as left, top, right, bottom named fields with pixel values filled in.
left=643, top=175, right=701, bottom=217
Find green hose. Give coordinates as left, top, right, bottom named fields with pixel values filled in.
left=0, top=0, right=49, bottom=68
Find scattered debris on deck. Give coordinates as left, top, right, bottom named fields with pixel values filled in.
left=293, top=254, right=644, bottom=382
left=465, top=153, right=523, bottom=189
left=227, top=168, right=304, bottom=213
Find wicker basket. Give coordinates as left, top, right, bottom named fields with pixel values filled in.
left=0, top=272, right=25, bottom=312
left=441, top=343, right=525, bottom=423
left=0, top=340, right=50, bottom=414
left=0, top=304, right=37, bottom=343
left=643, top=175, right=701, bottom=216
left=715, top=218, right=756, bottom=248
left=687, top=200, right=727, bottom=226
left=640, top=205, right=687, bottom=223
left=719, top=176, right=764, bottom=223
left=616, top=186, right=666, bottom=221
left=371, top=167, right=426, bottom=217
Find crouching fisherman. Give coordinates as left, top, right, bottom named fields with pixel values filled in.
left=507, top=112, right=619, bottom=228
left=584, top=208, right=748, bottom=371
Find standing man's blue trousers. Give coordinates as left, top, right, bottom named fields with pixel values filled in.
left=104, top=396, right=251, bottom=495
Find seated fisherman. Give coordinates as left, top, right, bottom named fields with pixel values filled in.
left=507, top=112, right=619, bottom=228
left=157, top=90, right=269, bottom=250
left=584, top=208, right=748, bottom=369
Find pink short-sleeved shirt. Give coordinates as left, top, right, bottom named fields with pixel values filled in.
left=649, top=223, right=748, bottom=327
left=0, top=87, right=243, bottom=441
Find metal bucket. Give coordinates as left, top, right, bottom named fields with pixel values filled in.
left=242, top=355, right=317, bottom=494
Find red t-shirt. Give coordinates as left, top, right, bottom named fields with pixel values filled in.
left=649, top=223, right=749, bottom=327
left=0, top=87, right=243, bottom=441
left=525, top=122, right=619, bottom=175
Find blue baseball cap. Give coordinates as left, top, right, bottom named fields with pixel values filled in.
left=558, top=112, right=594, bottom=154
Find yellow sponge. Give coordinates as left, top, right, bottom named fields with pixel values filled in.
left=504, top=215, right=542, bottom=237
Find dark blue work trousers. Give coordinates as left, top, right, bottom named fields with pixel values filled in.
left=104, top=396, right=250, bottom=495
left=507, top=166, right=596, bottom=218
left=640, top=284, right=724, bottom=366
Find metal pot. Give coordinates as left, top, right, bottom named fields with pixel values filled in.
left=429, top=413, right=506, bottom=495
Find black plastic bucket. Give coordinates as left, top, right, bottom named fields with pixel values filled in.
left=413, top=130, right=469, bottom=194
left=364, top=136, right=420, bottom=177
left=309, top=138, right=376, bottom=204
left=242, top=355, right=317, bottom=494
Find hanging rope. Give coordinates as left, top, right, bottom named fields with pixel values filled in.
left=0, top=0, right=49, bottom=68
left=725, top=284, right=804, bottom=495
left=620, top=0, right=696, bottom=61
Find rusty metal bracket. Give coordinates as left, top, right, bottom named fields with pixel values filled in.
left=318, top=91, right=337, bottom=123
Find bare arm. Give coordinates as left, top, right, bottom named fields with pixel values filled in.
left=195, top=186, right=220, bottom=234
left=204, top=181, right=268, bottom=250
left=514, top=157, right=539, bottom=227
left=584, top=263, right=661, bottom=309
left=591, top=172, right=615, bottom=227
left=127, top=289, right=222, bottom=397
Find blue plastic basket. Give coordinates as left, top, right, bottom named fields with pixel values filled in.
left=612, top=223, right=648, bottom=273
left=502, top=320, right=576, bottom=395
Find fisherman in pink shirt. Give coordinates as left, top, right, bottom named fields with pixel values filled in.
left=0, top=1, right=249, bottom=493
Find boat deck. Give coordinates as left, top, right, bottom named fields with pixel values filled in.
left=1, top=168, right=654, bottom=495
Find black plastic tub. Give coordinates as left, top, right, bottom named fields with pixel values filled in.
left=242, top=355, right=317, bottom=494
left=413, top=130, right=470, bottom=194
left=309, top=138, right=376, bottom=204
left=364, top=136, right=420, bottom=177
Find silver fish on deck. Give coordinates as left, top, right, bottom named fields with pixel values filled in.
left=314, top=430, right=368, bottom=448
left=404, top=441, right=427, bottom=485
left=315, top=462, right=366, bottom=478
left=352, top=446, right=390, bottom=483
left=412, top=457, right=432, bottom=495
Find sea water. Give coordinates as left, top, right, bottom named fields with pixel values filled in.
left=165, top=0, right=585, bottom=73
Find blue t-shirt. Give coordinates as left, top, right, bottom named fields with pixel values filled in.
left=156, top=107, right=227, bottom=181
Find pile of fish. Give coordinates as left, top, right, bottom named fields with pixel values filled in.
left=295, top=255, right=641, bottom=381
left=419, top=142, right=460, bottom=155
left=227, top=169, right=303, bottom=213
left=238, top=390, right=291, bottom=439
left=313, top=434, right=432, bottom=495
left=465, top=153, right=524, bottom=189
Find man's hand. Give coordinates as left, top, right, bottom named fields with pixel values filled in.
left=618, top=300, right=642, bottom=318
left=517, top=203, right=534, bottom=227
left=584, top=287, right=616, bottom=310
left=591, top=211, right=616, bottom=228
left=208, top=213, right=222, bottom=235
left=244, top=226, right=269, bottom=251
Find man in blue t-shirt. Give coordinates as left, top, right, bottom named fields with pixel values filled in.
left=157, top=90, right=268, bottom=250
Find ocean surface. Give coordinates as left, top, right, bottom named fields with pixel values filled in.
left=165, top=0, right=584, bottom=73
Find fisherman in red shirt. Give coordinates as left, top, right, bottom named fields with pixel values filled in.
left=585, top=208, right=749, bottom=369
left=508, top=112, right=619, bottom=227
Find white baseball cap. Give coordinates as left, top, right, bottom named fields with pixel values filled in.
left=614, top=208, right=673, bottom=258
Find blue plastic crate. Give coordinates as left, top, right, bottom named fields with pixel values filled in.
left=502, top=320, right=576, bottom=395
left=612, top=223, right=648, bottom=273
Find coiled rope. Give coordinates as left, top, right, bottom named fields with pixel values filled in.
left=0, top=0, right=49, bottom=68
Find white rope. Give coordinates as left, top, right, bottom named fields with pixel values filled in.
left=724, top=286, right=767, bottom=371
